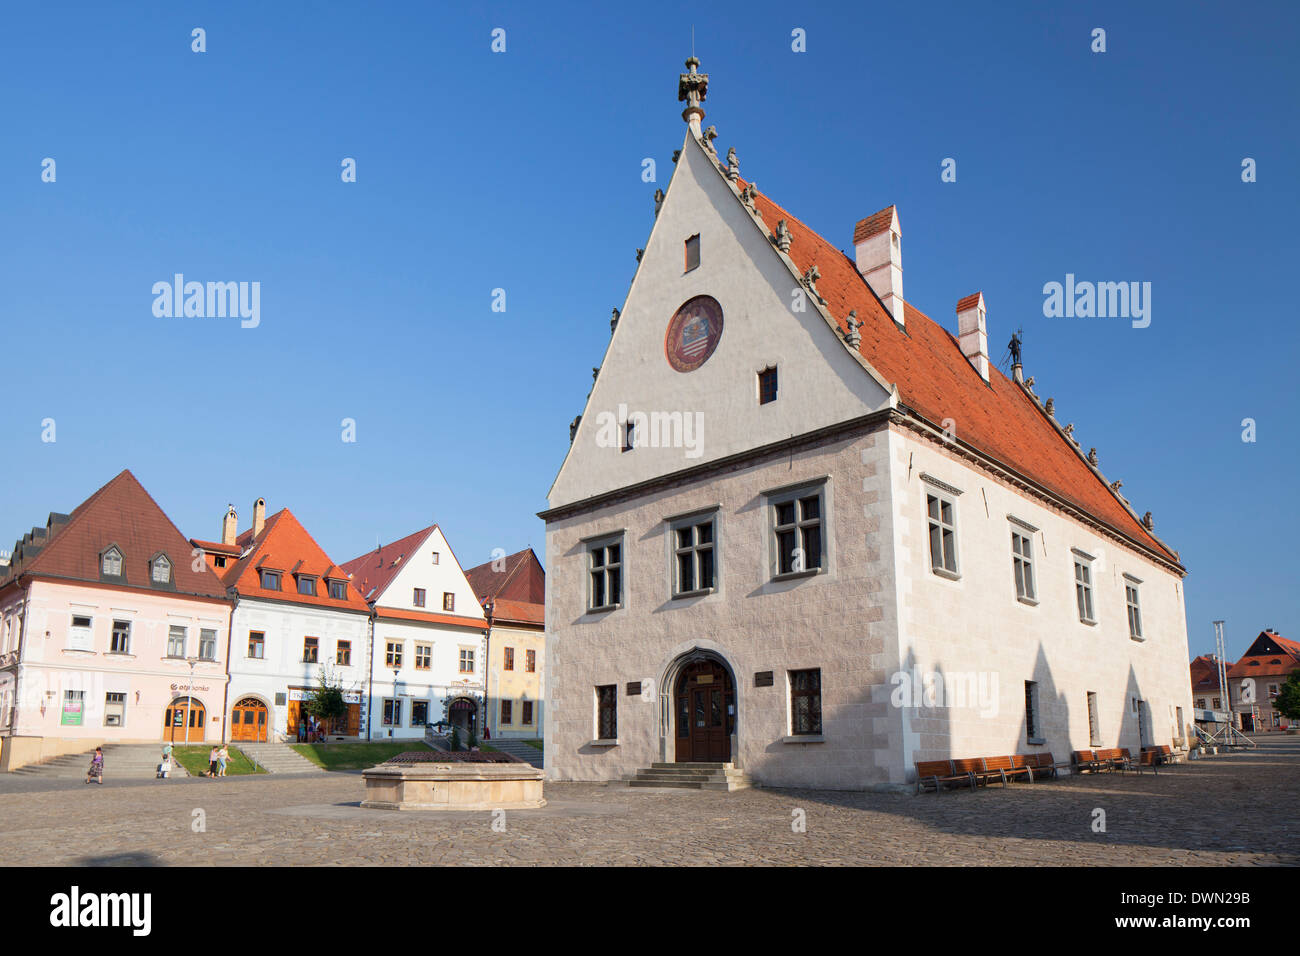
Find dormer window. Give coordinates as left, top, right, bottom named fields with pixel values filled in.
left=151, top=554, right=172, bottom=584
left=297, top=575, right=317, bottom=597
left=260, top=569, right=281, bottom=591
left=328, top=579, right=347, bottom=600
left=102, top=547, right=123, bottom=577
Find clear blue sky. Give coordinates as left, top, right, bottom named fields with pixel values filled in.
left=1, top=1, right=1295, bottom=660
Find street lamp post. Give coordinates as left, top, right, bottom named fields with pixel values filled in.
left=182, top=658, right=198, bottom=745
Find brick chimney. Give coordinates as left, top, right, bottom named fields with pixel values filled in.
left=955, top=292, right=990, bottom=382
left=853, top=206, right=904, bottom=326
left=221, top=505, right=238, bottom=546
left=252, top=497, right=266, bottom=539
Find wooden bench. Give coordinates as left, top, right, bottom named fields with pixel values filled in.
left=914, top=759, right=976, bottom=794
left=1072, top=749, right=1106, bottom=773
left=1024, top=752, right=1070, bottom=780
left=1139, top=745, right=1173, bottom=772
left=1098, top=747, right=1133, bottom=772
left=951, top=757, right=1001, bottom=788
left=983, top=755, right=1035, bottom=786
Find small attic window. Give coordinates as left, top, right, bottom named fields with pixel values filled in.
left=685, top=234, right=701, bottom=272
left=431, top=551, right=440, bottom=565
left=151, top=554, right=172, bottom=584
left=297, top=575, right=317, bottom=597
left=260, top=569, right=282, bottom=591
left=102, top=547, right=123, bottom=577
left=758, top=366, right=779, bottom=405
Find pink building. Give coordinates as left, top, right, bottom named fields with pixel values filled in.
left=0, top=470, right=232, bottom=770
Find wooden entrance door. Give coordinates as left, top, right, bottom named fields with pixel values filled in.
left=674, top=660, right=733, bottom=762
left=163, top=697, right=206, bottom=743
left=231, top=698, right=268, bottom=742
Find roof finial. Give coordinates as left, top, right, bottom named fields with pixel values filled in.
left=678, top=56, right=709, bottom=134
left=1008, top=331, right=1024, bottom=384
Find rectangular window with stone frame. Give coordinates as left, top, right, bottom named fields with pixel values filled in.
left=1125, top=578, right=1144, bottom=640
left=588, top=535, right=623, bottom=611
left=1025, top=680, right=1041, bottom=741
left=926, top=491, right=959, bottom=577
left=500, top=700, right=513, bottom=725
left=789, top=668, right=822, bottom=736
left=1011, top=530, right=1036, bottom=603
left=672, top=513, right=716, bottom=596
left=769, top=484, right=824, bottom=579
left=1074, top=553, right=1097, bottom=624
left=596, top=684, right=617, bottom=740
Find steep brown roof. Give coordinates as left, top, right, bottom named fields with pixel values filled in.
left=221, top=508, right=370, bottom=613
left=0, top=470, right=228, bottom=599
left=340, top=525, right=437, bottom=603
left=464, top=548, right=545, bottom=605
left=742, top=178, right=1180, bottom=568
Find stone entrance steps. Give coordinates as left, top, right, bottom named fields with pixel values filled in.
left=486, top=739, right=544, bottom=768
left=239, top=742, right=326, bottom=774
left=629, top=762, right=752, bottom=791
left=12, top=744, right=191, bottom=779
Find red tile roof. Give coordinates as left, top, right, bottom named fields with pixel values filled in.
left=853, top=206, right=896, bottom=243
left=743, top=180, right=1180, bottom=567
left=0, top=470, right=228, bottom=599
left=222, top=508, right=370, bottom=613
left=340, top=525, right=438, bottom=603
left=955, top=292, right=984, bottom=314
left=464, top=548, right=546, bottom=606
left=489, top=597, right=544, bottom=627
left=1227, top=630, right=1300, bottom=680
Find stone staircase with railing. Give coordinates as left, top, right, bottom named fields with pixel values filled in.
left=629, top=762, right=753, bottom=791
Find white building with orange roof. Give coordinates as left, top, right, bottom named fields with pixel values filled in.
left=192, top=499, right=372, bottom=742
left=539, top=59, right=1194, bottom=790
left=341, top=526, right=488, bottom=741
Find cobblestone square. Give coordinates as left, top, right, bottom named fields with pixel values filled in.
left=1, top=738, right=1295, bottom=866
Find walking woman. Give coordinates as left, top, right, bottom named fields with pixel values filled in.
left=85, top=747, right=104, bottom=785
left=217, top=743, right=230, bottom=777
left=206, top=745, right=219, bottom=777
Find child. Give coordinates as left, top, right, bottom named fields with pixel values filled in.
left=85, top=747, right=104, bottom=785
left=157, top=742, right=173, bottom=779
left=207, top=745, right=219, bottom=777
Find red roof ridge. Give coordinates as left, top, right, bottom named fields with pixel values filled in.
left=955, top=292, right=984, bottom=313
left=730, top=157, right=1180, bottom=569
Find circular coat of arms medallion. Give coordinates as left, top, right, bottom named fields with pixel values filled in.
left=664, top=295, right=724, bottom=372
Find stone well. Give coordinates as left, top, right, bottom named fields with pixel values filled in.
left=360, top=751, right=545, bottom=811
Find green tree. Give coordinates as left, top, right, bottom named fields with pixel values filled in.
left=306, top=667, right=349, bottom=735
left=1274, top=672, right=1300, bottom=723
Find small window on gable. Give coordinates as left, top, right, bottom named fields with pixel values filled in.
left=758, top=366, right=778, bottom=405
left=260, top=569, right=281, bottom=591
left=684, top=234, right=701, bottom=272
left=622, top=420, right=636, bottom=453
left=431, top=551, right=440, bottom=565
left=214, top=555, right=227, bottom=569
left=102, top=547, right=123, bottom=577
left=151, top=554, right=172, bottom=584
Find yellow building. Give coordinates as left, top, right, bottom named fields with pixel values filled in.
left=466, top=550, right=545, bottom=741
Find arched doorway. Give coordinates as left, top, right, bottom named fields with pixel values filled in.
left=449, top=698, right=477, bottom=736
left=164, top=696, right=206, bottom=743
left=673, top=657, right=735, bottom=762
left=230, top=697, right=269, bottom=742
